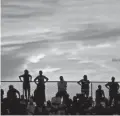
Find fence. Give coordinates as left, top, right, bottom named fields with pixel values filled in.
left=1, top=81, right=120, bottom=101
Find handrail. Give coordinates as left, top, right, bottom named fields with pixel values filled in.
left=1, top=81, right=120, bottom=83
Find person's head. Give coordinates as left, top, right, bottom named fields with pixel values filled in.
left=73, top=96, right=77, bottom=102
left=39, top=70, right=43, bottom=75
left=9, top=85, right=14, bottom=90
left=60, top=76, right=64, bottom=81
left=111, top=77, right=115, bottom=82
left=24, top=69, right=29, bottom=75
left=98, top=85, right=102, bottom=90
left=83, top=75, right=87, bottom=80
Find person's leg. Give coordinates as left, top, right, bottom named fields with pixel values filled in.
left=81, top=89, right=85, bottom=97
left=24, top=89, right=27, bottom=100
left=28, top=85, right=30, bottom=100
left=114, top=94, right=118, bottom=107
left=86, top=90, right=89, bottom=98
left=109, top=95, right=113, bottom=106
left=63, top=91, right=67, bottom=104
left=23, top=84, right=25, bottom=98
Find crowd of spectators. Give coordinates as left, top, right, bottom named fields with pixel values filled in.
left=1, top=70, right=120, bottom=115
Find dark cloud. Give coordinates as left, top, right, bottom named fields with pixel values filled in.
left=59, top=23, right=120, bottom=45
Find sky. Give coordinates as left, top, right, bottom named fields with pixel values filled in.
left=1, top=0, right=120, bottom=82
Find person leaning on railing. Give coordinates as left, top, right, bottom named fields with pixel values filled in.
left=19, top=69, right=32, bottom=100
left=105, top=77, right=120, bottom=107
left=34, top=70, right=49, bottom=107
left=57, top=76, right=67, bottom=104
left=77, top=75, right=90, bottom=98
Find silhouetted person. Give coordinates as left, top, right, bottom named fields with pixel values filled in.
left=1, top=89, right=4, bottom=102
left=105, top=77, right=119, bottom=106
left=96, top=85, right=105, bottom=106
left=7, top=85, right=20, bottom=101
left=57, top=76, right=67, bottom=103
left=19, top=69, right=32, bottom=100
left=7, top=85, right=20, bottom=114
left=77, top=75, right=90, bottom=97
left=34, top=70, right=49, bottom=106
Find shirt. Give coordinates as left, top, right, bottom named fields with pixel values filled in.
left=96, top=89, right=104, bottom=99
left=107, top=82, right=119, bottom=94
left=80, top=79, right=90, bottom=89
left=20, top=74, right=32, bottom=84
left=58, top=81, right=67, bottom=92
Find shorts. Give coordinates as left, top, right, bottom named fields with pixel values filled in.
left=57, top=91, right=67, bottom=97
left=23, top=83, right=30, bottom=90
left=81, top=89, right=89, bottom=95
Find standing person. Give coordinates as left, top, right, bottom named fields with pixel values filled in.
left=105, top=77, right=119, bottom=107
left=19, top=69, right=32, bottom=100
left=57, top=76, right=67, bottom=104
left=77, top=75, right=90, bottom=98
left=96, top=85, right=106, bottom=106
left=34, top=70, right=49, bottom=106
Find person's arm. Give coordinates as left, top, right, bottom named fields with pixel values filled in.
left=102, top=90, right=105, bottom=98
left=16, top=89, right=20, bottom=99
left=65, top=81, right=67, bottom=88
left=88, top=80, right=90, bottom=84
left=34, top=76, right=39, bottom=85
left=117, top=83, right=120, bottom=90
left=105, top=83, right=109, bottom=89
left=29, top=74, right=32, bottom=82
left=77, top=80, right=82, bottom=86
left=44, top=76, right=49, bottom=83
left=19, top=75, right=23, bottom=81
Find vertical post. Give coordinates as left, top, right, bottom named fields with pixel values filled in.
left=91, top=82, right=93, bottom=98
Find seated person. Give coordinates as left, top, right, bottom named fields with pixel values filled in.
left=7, top=85, right=20, bottom=101
left=52, top=93, right=61, bottom=105
left=51, top=93, right=61, bottom=108
left=46, top=100, right=52, bottom=114
left=7, top=85, right=20, bottom=115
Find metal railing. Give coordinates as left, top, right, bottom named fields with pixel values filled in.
left=1, top=81, right=120, bottom=100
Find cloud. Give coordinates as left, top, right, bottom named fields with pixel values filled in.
left=43, top=66, right=61, bottom=73
left=27, top=54, right=46, bottom=63
left=1, top=46, right=22, bottom=55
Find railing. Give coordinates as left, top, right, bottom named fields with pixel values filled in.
left=1, top=81, right=120, bottom=101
